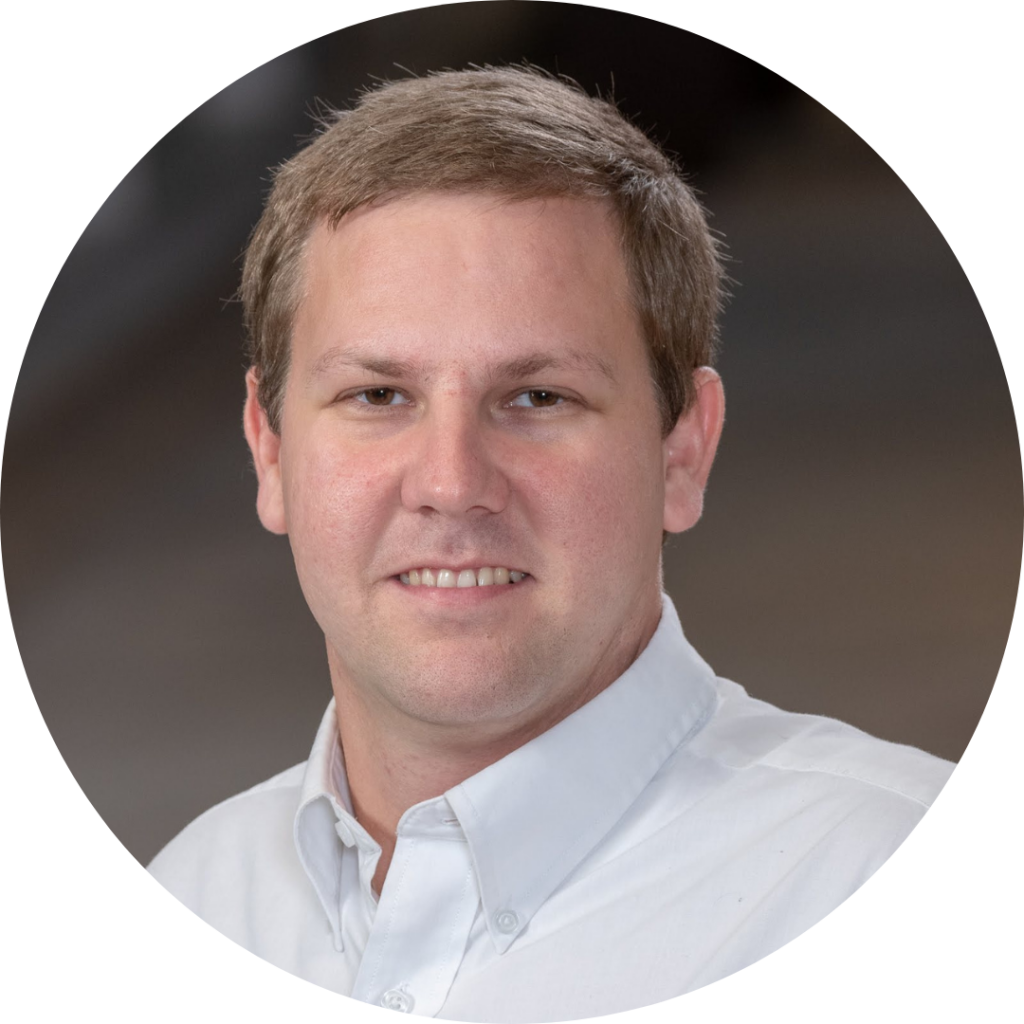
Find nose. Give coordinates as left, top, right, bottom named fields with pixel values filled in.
left=400, top=402, right=510, bottom=517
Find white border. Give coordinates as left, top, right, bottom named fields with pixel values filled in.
left=2, top=2, right=1019, bottom=1020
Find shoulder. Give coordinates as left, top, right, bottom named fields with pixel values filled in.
left=147, top=762, right=308, bottom=905
left=626, top=677, right=959, bottom=910
left=691, top=677, right=955, bottom=809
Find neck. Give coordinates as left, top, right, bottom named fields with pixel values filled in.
left=327, top=595, right=661, bottom=894
left=333, top=681, right=555, bottom=895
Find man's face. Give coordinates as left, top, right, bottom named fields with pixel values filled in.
left=247, top=194, right=714, bottom=740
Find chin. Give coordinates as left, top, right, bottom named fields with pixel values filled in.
left=369, top=655, right=550, bottom=731
left=331, top=622, right=576, bottom=732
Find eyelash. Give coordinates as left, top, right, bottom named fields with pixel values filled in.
left=342, top=388, right=572, bottom=410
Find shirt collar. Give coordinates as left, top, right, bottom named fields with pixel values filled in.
left=294, top=593, right=718, bottom=953
left=445, top=593, right=717, bottom=951
left=293, top=701, right=352, bottom=950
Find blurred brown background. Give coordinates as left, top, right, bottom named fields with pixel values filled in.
left=2, top=2, right=1020, bottom=866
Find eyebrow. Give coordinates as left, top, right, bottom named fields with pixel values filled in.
left=306, top=349, right=415, bottom=385
left=494, top=351, right=617, bottom=385
left=304, top=347, right=618, bottom=388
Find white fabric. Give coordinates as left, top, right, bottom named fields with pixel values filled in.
left=149, top=595, right=954, bottom=1021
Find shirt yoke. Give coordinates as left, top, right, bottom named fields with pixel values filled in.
left=694, top=677, right=954, bottom=808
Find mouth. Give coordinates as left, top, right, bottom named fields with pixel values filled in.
left=396, top=566, right=530, bottom=588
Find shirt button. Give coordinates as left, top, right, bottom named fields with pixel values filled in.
left=380, top=989, right=414, bottom=1013
left=494, top=909, right=519, bottom=934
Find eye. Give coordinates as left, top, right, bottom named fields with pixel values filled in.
left=508, top=389, right=566, bottom=409
left=354, top=387, right=409, bottom=407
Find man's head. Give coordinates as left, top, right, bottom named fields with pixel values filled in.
left=241, top=68, right=725, bottom=744
left=241, top=66, right=724, bottom=438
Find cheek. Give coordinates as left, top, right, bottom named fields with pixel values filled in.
left=519, top=442, right=665, bottom=560
left=282, top=437, right=397, bottom=568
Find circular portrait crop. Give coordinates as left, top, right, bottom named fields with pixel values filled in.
left=2, top=2, right=1020, bottom=1021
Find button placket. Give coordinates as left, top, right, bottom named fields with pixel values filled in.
left=350, top=820, right=479, bottom=1017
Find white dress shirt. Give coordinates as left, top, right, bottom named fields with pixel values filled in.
left=149, top=595, right=953, bottom=1021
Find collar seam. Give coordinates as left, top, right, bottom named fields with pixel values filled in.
left=293, top=795, right=344, bottom=948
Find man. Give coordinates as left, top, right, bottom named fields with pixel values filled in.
left=149, top=67, right=952, bottom=1020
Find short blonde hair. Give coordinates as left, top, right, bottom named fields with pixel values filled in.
left=241, top=66, right=724, bottom=435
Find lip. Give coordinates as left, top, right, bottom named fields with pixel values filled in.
left=387, top=573, right=534, bottom=601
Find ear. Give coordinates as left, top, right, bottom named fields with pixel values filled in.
left=663, top=367, right=725, bottom=534
left=243, top=368, right=288, bottom=535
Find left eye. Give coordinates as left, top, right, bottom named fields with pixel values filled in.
left=355, top=388, right=408, bottom=406
left=508, top=389, right=565, bottom=408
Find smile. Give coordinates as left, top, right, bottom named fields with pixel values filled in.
left=398, top=567, right=530, bottom=587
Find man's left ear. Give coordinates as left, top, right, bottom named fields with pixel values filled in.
left=663, top=368, right=725, bottom=534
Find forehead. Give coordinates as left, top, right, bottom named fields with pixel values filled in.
left=292, top=193, right=645, bottom=380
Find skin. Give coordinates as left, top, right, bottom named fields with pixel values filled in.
left=244, top=194, right=724, bottom=893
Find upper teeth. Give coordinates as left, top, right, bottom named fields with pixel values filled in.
left=400, top=567, right=528, bottom=587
